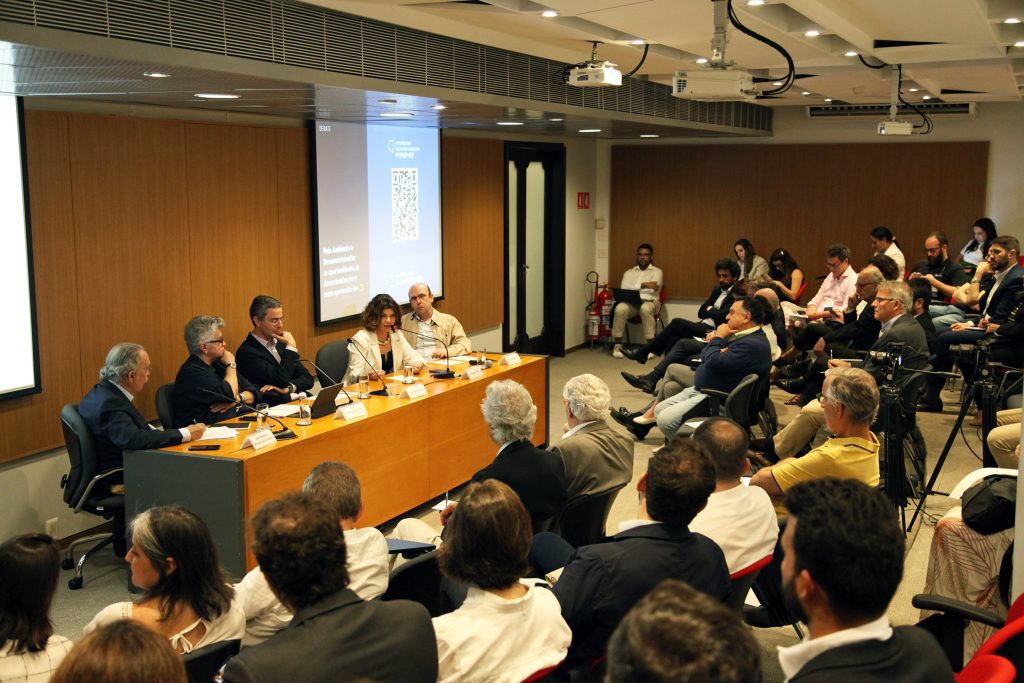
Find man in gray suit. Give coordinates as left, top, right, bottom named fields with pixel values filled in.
left=222, top=492, right=437, bottom=683
left=751, top=280, right=929, bottom=461
left=553, top=374, right=634, bottom=500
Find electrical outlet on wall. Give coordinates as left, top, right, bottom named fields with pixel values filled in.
left=45, top=517, right=58, bottom=538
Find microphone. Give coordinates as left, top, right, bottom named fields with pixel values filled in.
left=399, top=325, right=456, bottom=380
left=297, top=358, right=353, bottom=405
left=347, top=337, right=390, bottom=397
left=199, top=388, right=297, bottom=440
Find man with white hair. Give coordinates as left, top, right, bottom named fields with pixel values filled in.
left=552, top=374, right=634, bottom=501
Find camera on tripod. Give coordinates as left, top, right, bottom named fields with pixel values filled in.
left=867, top=342, right=906, bottom=383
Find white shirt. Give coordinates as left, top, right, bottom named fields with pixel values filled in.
left=110, top=380, right=192, bottom=442
left=882, top=242, right=906, bottom=276
left=778, top=614, right=894, bottom=682
left=688, top=483, right=778, bottom=576
left=620, top=264, right=664, bottom=302
left=0, top=636, right=74, bottom=683
left=234, top=527, right=390, bottom=646
left=84, top=599, right=246, bottom=654
left=432, top=580, right=571, bottom=683
left=562, top=420, right=598, bottom=440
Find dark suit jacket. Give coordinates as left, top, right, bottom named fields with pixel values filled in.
left=790, top=625, right=954, bottom=682
left=695, top=328, right=772, bottom=393
left=551, top=420, right=634, bottom=500
left=235, top=333, right=314, bottom=406
left=825, top=302, right=882, bottom=352
left=772, top=309, right=789, bottom=351
left=473, top=439, right=567, bottom=530
left=553, top=523, right=730, bottom=668
left=78, top=381, right=184, bottom=472
left=915, top=312, right=938, bottom=355
left=697, top=285, right=735, bottom=327
left=863, top=314, right=930, bottom=386
left=980, top=263, right=1024, bottom=323
left=221, top=588, right=438, bottom=683
left=171, top=355, right=259, bottom=428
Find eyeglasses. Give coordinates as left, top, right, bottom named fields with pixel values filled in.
left=205, top=338, right=226, bottom=346
left=873, top=297, right=897, bottom=303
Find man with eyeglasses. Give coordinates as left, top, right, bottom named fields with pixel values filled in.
left=399, top=282, right=471, bottom=359
left=172, top=314, right=260, bottom=427
left=236, top=295, right=315, bottom=405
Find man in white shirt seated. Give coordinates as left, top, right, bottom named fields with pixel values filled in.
left=689, top=417, right=777, bottom=576
left=400, top=282, right=471, bottom=359
left=234, top=461, right=389, bottom=646
left=611, top=243, right=663, bottom=358
left=776, top=477, right=954, bottom=682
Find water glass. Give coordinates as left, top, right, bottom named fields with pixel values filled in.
left=358, top=374, right=370, bottom=399
left=255, top=403, right=269, bottom=430
left=402, top=362, right=414, bottom=384
left=296, top=395, right=312, bottom=426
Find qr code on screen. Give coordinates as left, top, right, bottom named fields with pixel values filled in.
left=391, top=168, right=419, bottom=242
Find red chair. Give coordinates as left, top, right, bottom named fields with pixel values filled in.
left=914, top=592, right=1024, bottom=676
left=522, top=663, right=560, bottom=682
left=726, top=553, right=773, bottom=613
left=793, top=281, right=807, bottom=305
left=957, top=654, right=1017, bottom=683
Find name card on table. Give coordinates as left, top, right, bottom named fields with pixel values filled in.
left=499, top=352, right=522, bottom=366
left=463, top=365, right=484, bottom=381
left=336, top=403, right=369, bottom=421
left=400, top=383, right=428, bottom=399
left=241, top=428, right=277, bottom=451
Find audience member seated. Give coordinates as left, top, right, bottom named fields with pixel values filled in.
left=222, top=493, right=437, bottom=683
left=768, top=247, right=805, bottom=304
left=172, top=315, right=259, bottom=428
left=551, top=374, right=633, bottom=501
left=613, top=296, right=772, bottom=441
left=234, top=461, right=389, bottom=646
left=869, top=226, right=906, bottom=276
left=734, top=238, right=769, bottom=281
left=50, top=621, right=186, bottom=683
left=777, top=478, right=954, bottom=682
left=921, top=235, right=1023, bottom=412
left=611, top=243, right=663, bottom=358
left=867, top=252, right=902, bottom=281
left=689, top=418, right=778, bottom=576
left=988, top=410, right=1023, bottom=468
left=346, top=293, right=425, bottom=384
left=235, top=295, right=314, bottom=405
left=84, top=506, right=245, bottom=653
left=533, top=441, right=730, bottom=675
left=401, top=282, right=471, bottom=358
left=955, top=217, right=998, bottom=277
left=0, top=534, right=73, bottom=682
left=750, top=368, right=881, bottom=516
left=752, top=281, right=928, bottom=464
left=433, top=479, right=571, bottom=683
left=79, top=343, right=205, bottom=497
left=605, top=579, right=761, bottom=683
left=909, top=232, right=971, bottom=334
left=908, top=277, right=938, bottom=355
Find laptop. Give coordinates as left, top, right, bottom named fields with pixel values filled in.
left=611, top=288, right=643, bottom=307
left=310, top=383, right=353, bottom=419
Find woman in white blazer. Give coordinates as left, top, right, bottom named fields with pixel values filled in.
left=346, top=293, right=426, bottom=384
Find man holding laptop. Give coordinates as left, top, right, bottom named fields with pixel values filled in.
left=611, top=243, right=663, bottom=358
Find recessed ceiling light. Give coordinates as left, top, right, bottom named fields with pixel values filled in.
left=746, top=0, right=765, bottom=5
left=497, top=121, right=524, bottom=126
left=844, top=51, right=858, bottom=57
left=550, top=118, right=564, bottom=122
left=1004, top=17, right=1021, bottom=24
left=542, top=10, right=557, bottom=18
left=380, top=112, right=413, bottom=117
left=631, top=39, right=645, bottom=45
left=922, top=95, right=932, bottom=100
left=696, top=57, right=709, bottom=64
left=144, top=71, right=171, bottom=78
left=578, top=129, right=602, bottom=133
left=801, top=91, right=811, bottom=96
left=432, top=104, right=447, bottom=110
left=805, top=30, right=820, bottom=37
left=908, top=87, right=919, bottom=92
left=194, top=93, right=239, bottom=99
left=640, top=134, right=660, bottom=138
left=1015, top=41, right=1024, bottom=47
left=772, top=81, right=783, bottom=86
left=824, top=98, right=832, bottom=102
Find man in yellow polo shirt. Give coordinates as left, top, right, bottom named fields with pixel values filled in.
left=751, top=367, right=879, bottom=516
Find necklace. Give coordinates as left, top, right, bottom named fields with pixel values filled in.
left=377, top=335, right=390, bottom=346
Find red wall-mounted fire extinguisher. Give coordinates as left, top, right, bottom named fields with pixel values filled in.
left=594, top=284, right=613, bottom=339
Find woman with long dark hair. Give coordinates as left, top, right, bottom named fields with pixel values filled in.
left=733, top=239, right=769, bottom=281
left=84, top=506, right=244, bottom=653
left=0, top=533, right=72, bottom=681
left=767, top=248, right=805, bottom=303
left=955, top=217, right=997, bottom=276
left=345, top=293, right=425, bottom=384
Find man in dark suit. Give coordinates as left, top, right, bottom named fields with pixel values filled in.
left=222, top=492, right=438, bottom=683
left=908, top=277, right=938, bottom=355
left=235, top=295, right=315, bottom=406
left=777, top=478, right=953, bottom=682
left=172, top=315, right=260, bottom=427
left=538, top=440, right=730, bottom=674
left=79, top=342, right=206, bottom=478
left=921, top=235, right=1024, bottom=411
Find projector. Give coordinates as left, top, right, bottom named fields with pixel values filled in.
left=567, top=61, right=622, bottom=88
left=877, top=120, right=914, bottom=136
left=672, top=68, right=756, bottom=102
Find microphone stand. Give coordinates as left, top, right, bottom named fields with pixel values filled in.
left=402, top=326, right=456, bottom=379
left=298, top=358, right=353, bottom=405
left=347, top=337, right=390, bottom=396
left=199, top=388, right=297, bottom=440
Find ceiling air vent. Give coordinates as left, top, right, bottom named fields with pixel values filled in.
left=807, top=102, right=974, bottom=119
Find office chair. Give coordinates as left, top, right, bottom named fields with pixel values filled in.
left=58, top=403, right=126, bottom=590
left=674, top=373, right=762, bottom=439
left=182, top=638, right=240, bottom=683
left=382, top=550, right=444, bottom=617
left=555, top=484, right=626, bottom=549
left=314, top=340, right=350, bottom=387
left=726, top=553, right=773, bottom=614
left=155, top=382, right=175, bottom=428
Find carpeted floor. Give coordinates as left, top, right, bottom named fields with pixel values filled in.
left=51, top=346, right=986, bottom=681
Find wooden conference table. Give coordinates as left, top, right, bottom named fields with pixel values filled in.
left=125, top=354, right=549, bottom=576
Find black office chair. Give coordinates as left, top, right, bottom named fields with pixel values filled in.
left=674, top=373, right=762, bottom=439
left=555, top=484, right=626, bottom=549
left=314, top=340, right=350, bottom=387
left=155, top=382, right=175, bottom=428
left=59, top=403, right=126, bottom=590
left=382, top=550, right=444, bottom=617
left=182, top=638, right=241, bottom=683
left=743, top=521, right=805, bottom=639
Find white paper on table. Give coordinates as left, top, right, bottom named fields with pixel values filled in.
left=385, top=373, right=422, bottom=382
left=432, top=499, right=456, bottom=511
left=267, top=405, right=300, bottom=417
left=451, top=355, right=476, bottom=362
left=429, top=359, right=467, bottom=366
left=198, top=426, right=240, bottom=441
left=949, top=468, right=1018, bottom=499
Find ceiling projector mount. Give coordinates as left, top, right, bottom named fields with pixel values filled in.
left=877, top=63, right=933, bottom=135
left=565, top=40, right=650, bottom=88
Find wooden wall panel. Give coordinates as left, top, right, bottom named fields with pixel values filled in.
left=610, top=142, right=989, bottom=298
left=440, top=136, right=504, bottom=333
left=67, top=116, right=193, bottom=411
left=0, top=112, right=83, bottom=460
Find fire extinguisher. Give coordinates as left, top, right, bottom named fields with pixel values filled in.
left=595, top=284, right=613, bottom=339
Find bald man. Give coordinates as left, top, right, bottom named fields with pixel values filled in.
left=400, top=283, right=471, bottom=358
